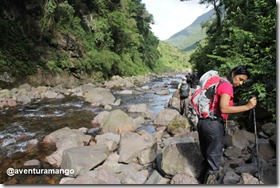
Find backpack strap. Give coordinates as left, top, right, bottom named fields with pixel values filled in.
left=178, top=83, right=182, bottom=89
left=210, top=78, right=230, bottom=120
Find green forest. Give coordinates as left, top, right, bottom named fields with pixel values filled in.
left=184, top=0, right=276, bottom=121
left=0, top=0, right=276, bottom=122
left=0, top=0, right=160, bottom=79
left=0, top=0, right=191, bottom=81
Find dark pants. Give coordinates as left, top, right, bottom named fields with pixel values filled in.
left=197, top=118, right=225, bottom=171
left=180, top=97, right=189, bottom=116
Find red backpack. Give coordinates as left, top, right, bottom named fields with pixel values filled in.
left=190, top=70, right=226, bottom=119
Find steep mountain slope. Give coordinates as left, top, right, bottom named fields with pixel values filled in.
left=165, top=9, right=215, bottom=51
left=153, top=41, right=193, bottom=73
left=0, top=0, right=160, bottom=88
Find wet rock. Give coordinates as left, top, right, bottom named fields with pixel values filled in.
left=87, top=127, right=101, bottom=137
left=44, top=90, right=58, bottom=98
left=16, top=95, right=31, bottom=105
left=23, top=159, right=41, bottom=169
left=155, top=89, right=170, bottom=95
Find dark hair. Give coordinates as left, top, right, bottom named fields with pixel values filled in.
left=227, top=65, right=251, bottom=83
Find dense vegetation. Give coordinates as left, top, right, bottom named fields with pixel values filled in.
left=154, top=41, right=193, bottom=73
left=181, top=0, right=276, bottom=122
left=0, top=0, right=191, bottom=86
left=0, top=0, right=193, bottom=87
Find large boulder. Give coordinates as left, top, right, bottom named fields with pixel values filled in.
left=160, top=141, right=203, bottom=178
left=153, top=109, right=180, bottom=126
left=84, top=87, right=115, bottom=106
left=127, top=103, right=155, bottom=119
left=118, top=131, right=156, bottom=164
left=166, top=115, right=192, bottom=135
left=61, top=144, right=110, bottom=177
left=224, top=127, right=250, bottom=150
left=100, top=109, right=138, bottom=134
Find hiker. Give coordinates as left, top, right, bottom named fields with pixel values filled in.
left=186, top=71, right=198, bottom=89
left=177, top=77, right=190, bottom=116
left=198, top=65, right=257, bottom=182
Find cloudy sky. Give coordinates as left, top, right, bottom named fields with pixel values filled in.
left=141, top=0, right=213, bottom=40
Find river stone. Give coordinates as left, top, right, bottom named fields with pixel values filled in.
left=166, top=115, right=191, bottom=135
left=61, top=144, right=110, bottom=177
left=23, top=159, right=41, bottom=169
left=84, top=87, right=115, bottom=106
left=160, top=141, right=203, bottom=178
left=100, top=109, right=137, bottom=134
left=153, top=109, right=180, bottom=126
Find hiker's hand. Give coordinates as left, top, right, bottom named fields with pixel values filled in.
left=247, top=97, right=257, bottom=109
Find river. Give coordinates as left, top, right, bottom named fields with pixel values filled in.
left=0, top=73, right=184, bottom=184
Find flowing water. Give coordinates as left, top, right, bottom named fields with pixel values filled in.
left=0, top=74, right=184, bottom=184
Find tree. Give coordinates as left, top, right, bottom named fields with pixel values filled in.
left=182, top=0, right=276, bottom=122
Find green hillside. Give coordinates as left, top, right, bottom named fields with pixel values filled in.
left=153, top=9, right=216, bottom=73
left=0, top=0, right=161, bottom=88
left=153, top=41, right=192, bottom=73
left=165, top=9, right=215, bottom=51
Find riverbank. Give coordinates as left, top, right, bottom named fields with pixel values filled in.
left=1, top=73, right=276, bottom=184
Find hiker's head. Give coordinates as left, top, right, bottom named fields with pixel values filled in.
left=227, top=65, right=251, bottom=87
left=182, top=77, right=187, bottom=82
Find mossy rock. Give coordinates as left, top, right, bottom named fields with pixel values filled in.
left=166, top=115, right=191, bottom=135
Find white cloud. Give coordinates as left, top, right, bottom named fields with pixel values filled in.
left=142, top=0, right=213, bottom=40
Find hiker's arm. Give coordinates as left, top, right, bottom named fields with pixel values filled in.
left=220, top=94, right=257, bottom=114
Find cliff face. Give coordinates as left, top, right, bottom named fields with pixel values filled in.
left=0, top=0, right=160, bottom=89
left=0, top=1, right=40, bottom=87
left=0, top=0, right=82, bottom=88
left=0, top=0, right=46, bottom=54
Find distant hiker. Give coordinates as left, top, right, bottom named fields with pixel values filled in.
left=186, top=71, right=198, bottom=88
left=177, top=77, right=190, bottom=116
left=197, top=65, right=257, bottom=183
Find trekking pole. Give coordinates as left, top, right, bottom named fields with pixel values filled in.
left=252, top=107, right=261, bottom=184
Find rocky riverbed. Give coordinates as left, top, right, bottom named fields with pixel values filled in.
left=0, top=73, right=277, bottom=184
